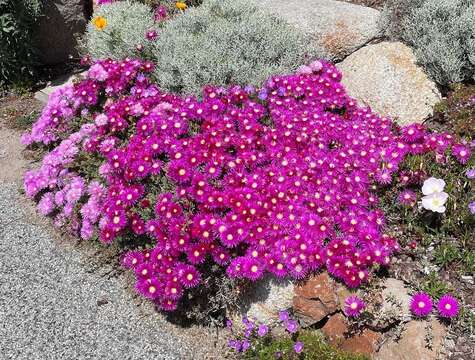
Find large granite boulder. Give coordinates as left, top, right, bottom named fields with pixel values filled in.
left=337, top=41, right=441, bottom=125
left=35, top=0, right=90, bottom=65
left=253, top=0, right=381, bottom=60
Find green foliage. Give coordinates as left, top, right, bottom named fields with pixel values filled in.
left=421, top=272, right=451, bottom=299
left=245, top=330, right=369, bottom=360
left=432, top=84, right=475, bottom=140
left=13, top=109, right=39, bottom=130
left=0, top=0, right=42, bottom=88
left=380, top=0, right=475, bottom=85
left=85, top=0, right=159, bottom=60
left=433, top=243, right=461, bottom=269
left=379, top=151, right=475, bottom=251
left=153, top=0, right=322, bottom=95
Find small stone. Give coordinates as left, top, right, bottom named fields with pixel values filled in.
left=461, top=275, right=474, bottom=284
left=375, top=319, right=446, bottom=360
left=97, top=298, right=109, bottom=306
left=34, top=73, right=85, bottom=104
left=337, top=42, right=441, bottom=125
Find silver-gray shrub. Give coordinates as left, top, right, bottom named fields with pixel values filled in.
left=85, top=0, right=158, bottom=60
left=152, top=0, right=323, bottom=95
left=380, top=0, right=475, bottom=85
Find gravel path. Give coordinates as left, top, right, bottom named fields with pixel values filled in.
left=0, top=183, right=218, bottom=360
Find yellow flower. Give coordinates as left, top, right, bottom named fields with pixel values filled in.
left=92, top=16, right=107, bottom=31
left=175, top=1, right=187, bottom=10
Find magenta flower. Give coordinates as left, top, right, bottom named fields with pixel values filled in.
left=452, top=144, right=471, bottom=164
left=344, top=295, right=366, bottom=317
left=398, top=189, right=417, bottom=206
left=154, top=5, right=168, bottom=21
left=146, top=30, right=158, bottom=41
left=437, top=294, right=459, bottom=318
left=410, top=292, right=433, bottom=317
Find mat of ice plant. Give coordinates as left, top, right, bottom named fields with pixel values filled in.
left=22, top=58, right=472, bottom=311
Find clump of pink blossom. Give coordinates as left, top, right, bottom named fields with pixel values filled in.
left=22, top=58, right=473, bottom=311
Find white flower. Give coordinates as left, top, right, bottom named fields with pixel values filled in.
left=422, top=177, right=446, bottom=195
left=421, top=192, right=448, bottom=213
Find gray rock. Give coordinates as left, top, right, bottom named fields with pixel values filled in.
left=375, top=319, right=446, bottom=360
left=253, top=0, right=381, bottom=60
left=337, top=41, right=441, bottom=125
left=233, top=276, right=294, bottom=326
left=35, top=1, right=89, bottom=65
left=34, top=72, right=85, bottom=104
left=380, top=278, right=411, bottom=315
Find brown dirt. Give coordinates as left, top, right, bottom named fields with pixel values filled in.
left=0, top=94, right=43, bottom=184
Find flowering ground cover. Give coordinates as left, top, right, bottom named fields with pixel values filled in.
left=22, top=56, right=474, bottom=316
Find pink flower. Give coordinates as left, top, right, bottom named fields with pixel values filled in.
left=410, top=292, right=433, bottom=317
left=344, top=295, right=365, bottom=317
left=398, top=189, right=417, bottom=206
left=146, top=30, right=158, bottom=41
left=437, top=294, right=459, bottom=318
left=452, top=144, right=471, bottom=164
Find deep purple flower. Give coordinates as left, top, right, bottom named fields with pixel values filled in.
left=279, top=310, right=289, bottom=322
left=294, top=341, right=304, bottom=354
left=154, top=5, right=168, bottom=21
left=437, top=294, right=459, bottom=318
left=469, top=201, right=475, bottom=215
left=257, top=324, right=269, bottom=337
left=241, top=339, right=250, bottom=352
left=286, top=320, right=299, bottom=333
left=244, top=84, right=256, bottom=94
left=466, top=168, right=475, bottom=179
left=258, top=88, right=268, bottom=100
left=227, top=339, right=241, bottom=352
left=410, top=292, right=433, bottom=317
